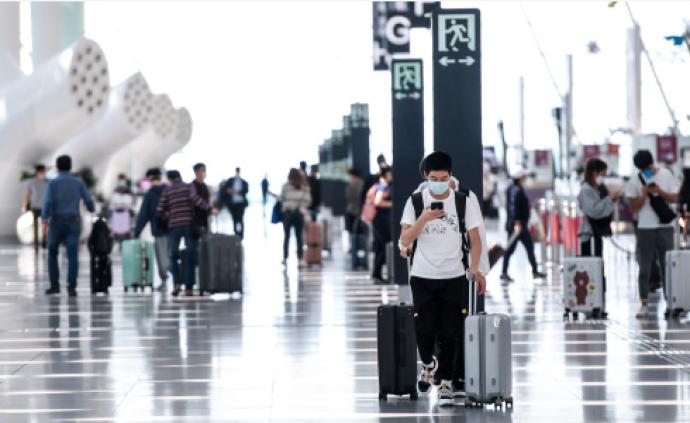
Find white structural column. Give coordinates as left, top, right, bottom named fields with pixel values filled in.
left=30, top=2, right=84, bottom=67
left=0, top=2, right=20, bottom=62
left=0, top=38, right=110, bottom=163
left=52, top=72, right=153, bottom=171
left=142, top=107, right=193, bottom=175
left=626, top=24, right=642, bottom=135
left=0, top=39, right=110, bottom=237
left=98, top=94, right=179, bottom=196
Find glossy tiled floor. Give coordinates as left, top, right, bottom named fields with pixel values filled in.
left=0, top=207, right=689, bottom=422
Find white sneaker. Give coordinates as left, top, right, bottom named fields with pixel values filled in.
left=437, top=380, right=454, bottom=407
left=417, top=357, right=437, bottom=394
left=635, top=305, right=650, bottom=319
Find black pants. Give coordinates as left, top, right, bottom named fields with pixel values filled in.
left=410, top=275, right=469, bottom=381
left=282, top=210, right=304, bottom=260
left=501, top=226, right=538, bottom=274
left=580, top=236, right=603, bottom=257
left=32, top=208, right=45, bottom=248
left=229, top=204, right=246, bottom=239
left=371, top=218, right=391, bottom=279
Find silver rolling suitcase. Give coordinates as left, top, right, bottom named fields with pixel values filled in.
left=561, top=252, right=605, bottom=320
left=665, top=217, right=690, bottom=319
left=464, top=277, right=513, bottom=408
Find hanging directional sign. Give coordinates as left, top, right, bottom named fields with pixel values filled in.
left=373, top=1, right=440, bottom=71
left=350, top=103, right=371, bottom=180
left=432, top=8, right=482, bottom=199
left=392, top=60, right=422, bottom=101
left=391, top=58, right=425, bottom=285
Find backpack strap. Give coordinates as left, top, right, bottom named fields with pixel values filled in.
left=454, top=186, right=470, bottom=270
left=409, top=192, right=424, bottom=265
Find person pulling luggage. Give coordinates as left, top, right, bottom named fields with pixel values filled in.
left=399, top=152, right=486, bottom=406
left=157, top=170, right=211, bottom=297
left=134, top=168, right=170, bottom=292
left=577, top=158, right=619, bottom=257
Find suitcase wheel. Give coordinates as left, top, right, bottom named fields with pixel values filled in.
left=124, top=287, right=128, bottom=293
left=507, top=397, right=514, bottom=407
left=378, top=392, right=387, bottom=401
left=410, top=391, right=418, bottom=401
left=664, top=309, right=671, bottom=320
left=464, top=398, right=473, bottom=407
left=673, top=309, right=683, bottom=318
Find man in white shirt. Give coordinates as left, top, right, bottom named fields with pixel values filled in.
left=399, top=152, right=486, bottom=407
left=625, top=150, right=679, bottom=318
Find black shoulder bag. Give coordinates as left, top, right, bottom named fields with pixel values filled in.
left=638, top=173, right=676, bottom=224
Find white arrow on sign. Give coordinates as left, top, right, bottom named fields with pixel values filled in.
left=439, top=55, right=475, bottom=67
left=439, top=56, right=456, bottom=66
left=394, top=92, right=422, bottom=100
left=458, top=56, right=475, bottom=66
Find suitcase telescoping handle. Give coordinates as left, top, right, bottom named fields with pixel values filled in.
left=468, top=273, right=477, bottom=316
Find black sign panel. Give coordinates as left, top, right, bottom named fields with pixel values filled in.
left=391, top=59, right=424, bottom=285
left=350, top=103, right=370, bottom=180
left=373, top=1, right=440, bottom=71
left=432, top=8, right=482, bottom=199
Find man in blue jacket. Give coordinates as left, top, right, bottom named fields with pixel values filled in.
left=134, top=168, right=170, bottom=292
left=42, top=155, right=95, bottom=296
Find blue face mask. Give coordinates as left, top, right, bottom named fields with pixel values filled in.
left=428, top=180, right=449, bottom=195
left=643, top=168, right=654, bottom=179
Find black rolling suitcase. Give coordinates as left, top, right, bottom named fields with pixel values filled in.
left=377, top=304, right=418, bottom=401
left=198, top=233, right=243, bottom=294
left=88, top=217, right=113, bottom=295
left=90, top=253, right=111, bottom=294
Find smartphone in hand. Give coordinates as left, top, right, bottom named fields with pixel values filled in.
left=431, top=202, right=443, bottom=210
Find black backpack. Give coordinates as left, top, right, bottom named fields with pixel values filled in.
left=89, top=218, right=113, bottom=255
left=410, top=186, right=470, bottom=269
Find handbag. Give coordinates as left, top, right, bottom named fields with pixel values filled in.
left=638, top=173, right=676, bottom=224
left=271, top=201, right=283, bottom=224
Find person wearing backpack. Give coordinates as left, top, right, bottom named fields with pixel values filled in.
left=626, top=150, right=679, bottom=318
left=134, top=168, right=170, bottom=292
left=399, top=152, right=486, bottom=406
left=370, top=166, right=392, bottom=283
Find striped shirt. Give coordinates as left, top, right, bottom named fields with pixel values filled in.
left=157, top=181, right=209, bottom=228
left=280, top=183, right=311, bottom=212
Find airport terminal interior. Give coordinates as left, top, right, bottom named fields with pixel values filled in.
left=2, top=1, right=690, bottom=421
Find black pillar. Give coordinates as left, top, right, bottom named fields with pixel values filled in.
left=432, top=8, right=482, bottom=199
left=350, top=103, right=371, bottom=180
left=391, top=59, right=425, bottom=285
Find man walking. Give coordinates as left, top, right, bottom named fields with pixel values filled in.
left=42, top=155, right=95, bottom=296
left=223, top=167, right=249, bottom=239
left=157, top=170, right=210, bottom=297
left=500, top=168, right=546, bottom=282
left=399, top=152, right=486, bottom=406
left=626, top=150, right=679, bottom=318
left=134, top=168, right=170, bottom=292
left=22, top=164, right=48, bottom=249
left=191, top=163, right=212, bottom=238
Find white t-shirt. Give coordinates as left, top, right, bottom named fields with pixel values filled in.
left=625, top=167, right=679, bottom=229
left=400, top=188, right=483, bottom=279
